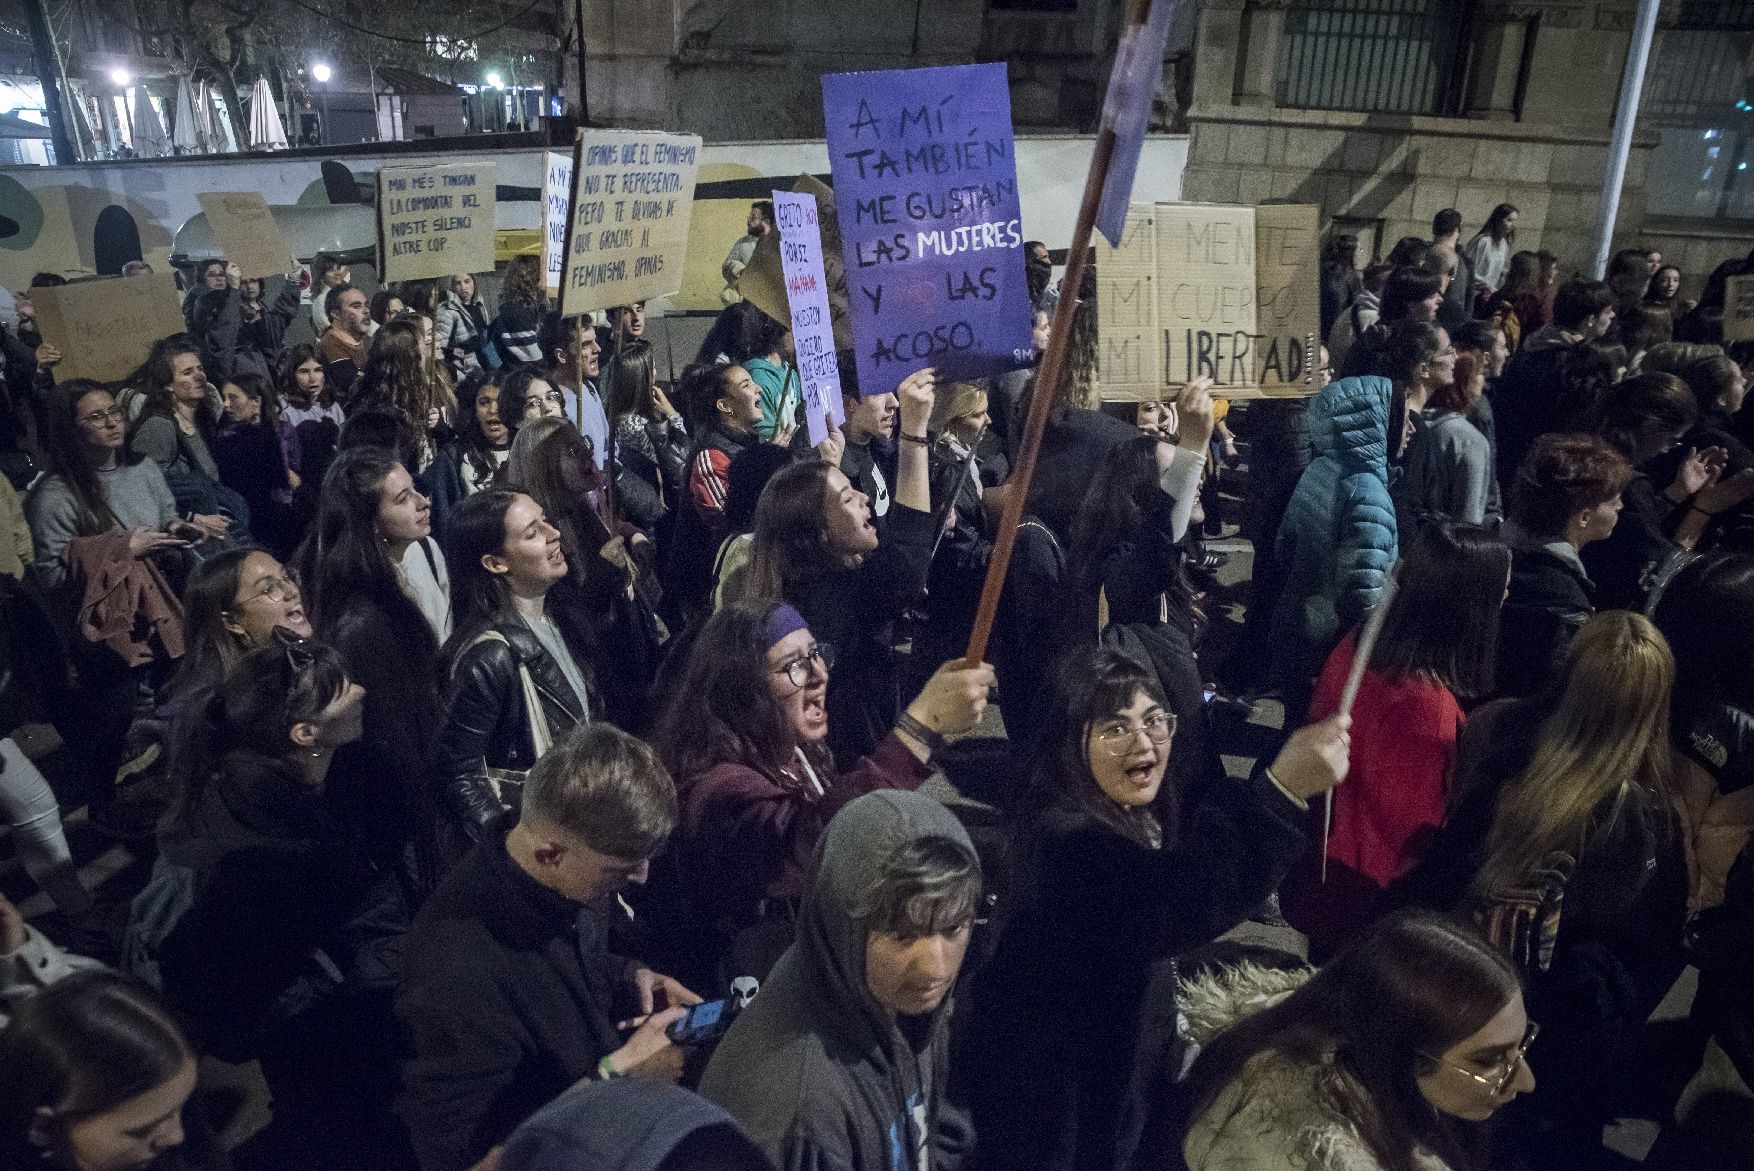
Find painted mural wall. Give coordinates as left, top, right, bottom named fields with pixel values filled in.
left=0, top=135, right=1188, bottom=308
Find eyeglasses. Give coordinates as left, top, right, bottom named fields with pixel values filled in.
left=78, top=406, right=123, bottom=425
left=1426, top=1020, right=1539, bottom=1097
left=1093, top=711, right=1177, bottom=756
left=237, top=569, right=300, bottom=607
left=772, top=642, right=834, bottom=689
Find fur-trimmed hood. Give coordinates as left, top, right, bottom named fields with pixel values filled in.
left=1181, top=962, right=1452, bottom=1171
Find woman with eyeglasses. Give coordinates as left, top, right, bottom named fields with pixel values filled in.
left=1406, top=612, right=1688, bottom=1163
left=1584, top=371, right=1754, bottom=610
left=1180, top=911, right=1533, bottom=1171
left=1394, top=323, right=1500, bottom=529
left=435, top=489, right=594, bottom=844
left=506, top=366, right=568, bottom=424
left=153, top=634, right=409, bottom=1166
left=653, top=599, right=993, bottom=983
left=960, top=647, right=1350, bottom=1171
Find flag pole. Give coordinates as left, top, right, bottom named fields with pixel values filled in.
left=963, top=0, right=1153, bottom=664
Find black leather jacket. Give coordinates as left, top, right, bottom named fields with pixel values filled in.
left=437, top=614, right=590, bottom=837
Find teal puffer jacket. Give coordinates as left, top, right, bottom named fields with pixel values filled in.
left=1269, top=375, right=1399, bottom=695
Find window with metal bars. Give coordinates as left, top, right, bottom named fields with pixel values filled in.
left=1642, top=2, right=1754, bottom=220
left=1277, top=0, right=1472, bottom=117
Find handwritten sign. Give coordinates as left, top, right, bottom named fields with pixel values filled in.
left=543, top=150, right=572, bottom=296
left=195, top=191, right=297, bottom=279
left=32, top=273, right=186, bottom=384
left=1097, top=201, right=1321, bottom=400
left=1726, top=274, right=1754, bottom=343
left=773, top=191, right=847, bottom=446
left=376, top=163, right=497, bottom=283
left=739, top=175, right=853, bottom=352
left=822, top=63, right=1034, bottom=395
left=561, top=128, right=703, bottom=317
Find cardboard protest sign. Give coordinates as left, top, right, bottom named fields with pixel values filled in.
left=773, top=190, right=848, bottom=446
left=377, top=163, right=497, bottom=282
left=543, top=151, right=572, bottom=296
left=739, top=175, right=853, bottom=352
left=1725, top=274, right=1754, bottom=343
left=1097, top=201, right=1321, bottom=401
left=561, top=129, right=703, bottom=317
left=32, top=273, right=186, bottom=384
left=822, top=62, right=1034, bottom=395
left=195, top=192, right=297, bottom=279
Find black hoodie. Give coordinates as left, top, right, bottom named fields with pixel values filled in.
left=700, top=790, right=975, bottom=1171
left=501, top=1080, right=772, bottom=1171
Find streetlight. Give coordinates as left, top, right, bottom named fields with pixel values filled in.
left=109, top=68, right=131, bottom=87
left=485, top=72, right=503, bottom=88
left=312, top=62, right=332, bottom=84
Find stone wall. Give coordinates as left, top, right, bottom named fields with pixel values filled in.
left=1179, top=0, right=1751, bottom=283
left=1181, top=106, right=1651, bottom=271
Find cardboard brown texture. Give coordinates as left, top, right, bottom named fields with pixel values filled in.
left=561, top=129, right=702, bottom=316
left=377, top=163, right=497, bottom=283
left=195, top=192, right=297, bottom=280
left=1097, top=201, right=1321, bottom=401
left=737, top=175, right=852, bottom=353
left=32, top=273, right=186, bottom=385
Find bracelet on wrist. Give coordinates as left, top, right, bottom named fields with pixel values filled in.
left=900, top=432, right=930, bottom=446
left=1263, top=766, right=1309, bottom=811
left=597, top=1054, right=625, bottom=1080
left=895, top=710, right=946, bottom=756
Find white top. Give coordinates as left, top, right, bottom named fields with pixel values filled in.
left=398, top=537, right=452, bottom=643
left=1463, top=234, right=1511, bottom=293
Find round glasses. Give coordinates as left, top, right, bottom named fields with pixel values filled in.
left=1427, top=1019, right=1538, bottom=1098
left=1093, top=711, right=1177, bottom=756
left=237, top=569, right=300, bottom=607
left=772, top=641, right=835, bottom=689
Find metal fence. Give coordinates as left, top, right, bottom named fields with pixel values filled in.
left=1277, top=0, right=1470, bottom=117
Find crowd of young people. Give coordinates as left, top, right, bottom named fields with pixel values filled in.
left=0, top=209, right=1751, bottom=1171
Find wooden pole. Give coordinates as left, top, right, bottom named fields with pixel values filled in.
left=961, top=0, right=1149, bottom=663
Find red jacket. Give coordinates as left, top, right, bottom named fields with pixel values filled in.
left=674, top=733, right=931, bottom=948
left=1280, top=630, right=1463, bottom=959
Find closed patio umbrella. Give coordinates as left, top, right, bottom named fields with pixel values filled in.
left=128, top=87, right=169, bottom=157
left=247, top=76, right=287, bottom=150
left=171, top=76, right=200, bottom=153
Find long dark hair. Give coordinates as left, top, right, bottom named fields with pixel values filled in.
left=163, top=634, right=348, bottom=831
left=439, top=488, right=526, bottom=674
left=605, top=337, right=659, bottom=423
left=1498, top=251, right=1540, bottom=300
left=162, top=547, right=260, bottom=718
left=277, top=342, right=330, bottom=409
left=695, top=300, right=784, bottom=367
left=1027, top=647, right=1173, bottom=848
left=677, top=361, right=748, bottom=437
left=1067, top=434, right=1200, bottom=632
left=223, top=371, right=283, bottom=429
left=652, top=598, right=831, bottom=785
left=1372, top=523, right=1507, bottom=699
left=1652, top=551, right=1754, bottom=722
left=1182, top=911, right=1516, bottom=1171
left=451, top=369, right=510, bottom=483
left=1595, top=371, right=1697, bottom=459
left=38, top=379, right=136, bottom=535
left=1477, top=203, right=1518, bottom=245
left=133, top=333, right=215, bottom=444
left=743, top=459, right=839, bottom=601
left=358, top=319, right=439, bottom=451
left=0, top=972, right=200, bottom=1171
left=293, top=447, right=437, bottom=664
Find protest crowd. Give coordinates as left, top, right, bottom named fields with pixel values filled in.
left=3, top=106, right=1754, bottom=1171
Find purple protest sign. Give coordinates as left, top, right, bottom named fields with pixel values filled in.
left=821, top=63, right=1035, bottom=396
left=773, top=190, right=846, bottom=447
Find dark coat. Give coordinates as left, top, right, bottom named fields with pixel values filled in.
left=1026, top=407, right=1139, bottom=543
left=1580, top=472, right=1683, bottom=610
left=320, top=588, right=444, bottom=892
left=793, top=503, right=936, bottom=766
left=199, top=280, right=301, bottom=384
left=436, top=614, right=591, bottom=837
left=396, top=824, right=629, bottom=1171
left=960, top=770, right=1308, bottom=1171
left=1497, top=544, right=1595, bottom=698
left=160, top=752, right=408, bottom=1062
left=1488, top=340, right=1573, bottom=489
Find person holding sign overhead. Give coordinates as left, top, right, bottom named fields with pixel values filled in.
left=739, top=367, right=939, bottom=766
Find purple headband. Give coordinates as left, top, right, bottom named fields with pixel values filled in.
left=765, top=603, right=809, bottom=648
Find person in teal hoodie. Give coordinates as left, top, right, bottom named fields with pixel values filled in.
left=1268, top=367, right=1407, bottom=721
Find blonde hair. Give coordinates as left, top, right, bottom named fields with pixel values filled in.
left=1474, top=612, right=1676, bottom=897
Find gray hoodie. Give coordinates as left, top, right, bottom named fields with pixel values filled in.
left=700, top=790, right=975, bottom=1171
